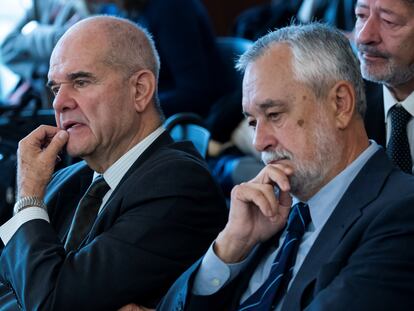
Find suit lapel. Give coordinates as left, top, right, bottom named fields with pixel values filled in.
left=364, top=80, right=385, bottom=147
left=282, top=149, right=393, bottom=311
left=84, top=132, right=174, bottom=243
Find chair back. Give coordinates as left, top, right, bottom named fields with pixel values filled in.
left=164, top=113, right=210, bottom=158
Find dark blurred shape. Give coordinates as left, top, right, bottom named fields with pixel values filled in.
left=115, top=0, right=232, bottom=117
left=233, top=0, right=356, bottom=41
left=233, top=0, right=303, bottom=41
left=205, top=37, right=253, bottom=143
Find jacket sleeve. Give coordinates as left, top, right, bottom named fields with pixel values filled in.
left=0, top=156, right=228, bottom=311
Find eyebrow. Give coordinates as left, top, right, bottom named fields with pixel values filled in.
left=47, top=71, right=96, bottom=88
left=243, top=99, right=287, bottom=117
left=355, top=1, right=403, bottom=17
left=355, top=2, right=368, bottom=10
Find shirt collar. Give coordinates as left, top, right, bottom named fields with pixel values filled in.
left=93, top=127, right=165, bottom=190
left=304, top=141, right=381, bottom=230
left=383, top=86, right=414, bottom=120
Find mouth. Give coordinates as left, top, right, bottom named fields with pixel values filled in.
left=360, top=52, right=387, bottom=62
left=267, top=157, right=290, bottom=165
left=357, top=46, right=389, bottom=62
left=62, top=121, right=85, bottom=131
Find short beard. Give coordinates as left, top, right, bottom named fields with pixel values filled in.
left=358, top=45, right=414, bottom=87
left=261, top=113, right=341, bottom=200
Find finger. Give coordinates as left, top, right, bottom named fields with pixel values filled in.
left=238, top=182, right=292, bottom=224
left=255, top=184, right=290, bottom=223
left=24, top=125, right=61, bottom=146
left=251, top=164, right=292, bottom=192
left=270, top=190, right=292, bottom=223
left=44, top=130, right=68, bottom=157
left=278, top=189, right=292, bottom=209
left=232, top=183, right=276, bottom=218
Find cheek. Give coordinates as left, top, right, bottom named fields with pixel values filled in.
left=54, top=113, right=61, bottom=128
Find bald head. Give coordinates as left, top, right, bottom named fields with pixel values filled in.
left=52, top=15, right=160, bottom=81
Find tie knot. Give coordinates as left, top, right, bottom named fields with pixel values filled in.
left=87, top=175, right=110, bottom=199
left=390, top=105, right=411, bottom=128
left=286, top=202, right=311, bottom=235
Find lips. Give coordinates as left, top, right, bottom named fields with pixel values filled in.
left=61, top=120, right=85, bottom=131
left=268, top=158, right=289, bottom=165
left=357, top=45, right=389, bottom=62
left=360, top=52, right=386, bottom=62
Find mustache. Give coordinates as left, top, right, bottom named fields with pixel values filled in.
left=261, top=149, right=293, bottom=165
left=357, top=44, right=390, bottom=59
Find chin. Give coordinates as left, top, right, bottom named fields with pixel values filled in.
left=65, top=141, right=90, bottom=159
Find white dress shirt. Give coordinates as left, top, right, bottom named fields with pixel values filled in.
left=0, top=127, right=165, bottom=245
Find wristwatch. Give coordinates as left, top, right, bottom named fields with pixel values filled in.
left=13, top=196, right=47, bottom=214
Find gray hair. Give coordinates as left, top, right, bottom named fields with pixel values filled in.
left=236, top=23, right=366, bottom=118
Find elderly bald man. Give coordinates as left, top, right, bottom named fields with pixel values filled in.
left=0, top=16, right=227, bottom=311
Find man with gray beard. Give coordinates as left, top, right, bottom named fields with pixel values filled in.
left=355, top=0, right=414, bottom=174
left=154, top=23, right=414, bottom=311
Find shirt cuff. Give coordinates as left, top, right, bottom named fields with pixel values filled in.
left=192, top=242, right=258, bottom=295
left=0, top=207, right=49, bottom=245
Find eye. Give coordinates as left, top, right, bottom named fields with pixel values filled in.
left=355, top=12, right=367, bottom=20
left=355, top=8, right=368, bottom=21
left=247, top=118, right=257, bottom=129
left=268, top=112, right=281, bottom=121
left=383, top=19, right=397, bottom=27
left=73, top=79, right=90, bottom=88
left=50, top=85, right=60, bottom=96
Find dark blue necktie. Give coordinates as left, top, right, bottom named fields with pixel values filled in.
left=387, top=105, right=412, bottom=174
left=64, top=175, right=110, bottom=251
left=238, top=202, right=311, bottom=311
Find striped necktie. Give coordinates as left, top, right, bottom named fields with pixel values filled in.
left=238, top=202, right=311, bottom=311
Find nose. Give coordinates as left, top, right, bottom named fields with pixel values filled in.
left=355, top=15, right=381, bottom=46
left=253, top=121, right=277, bottom=152
left=52, top=83, right=77, bottom=113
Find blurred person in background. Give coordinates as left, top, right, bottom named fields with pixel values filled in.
left=90, top=0, right=231, bottom=117
left=0, top=0, right=90, bottom=107
left=355, top=0, right=414, bottom=174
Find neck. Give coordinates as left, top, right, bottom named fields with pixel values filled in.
left=299, top=122, right=370, bottom=202
left=386, top=80, right=414, bottom=101
left=85, top=119, right=162, bottom=173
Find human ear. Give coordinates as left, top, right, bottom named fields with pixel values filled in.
left=328, top=81, right=356, bottom=129
left=130, top=69, right=156, bottom=113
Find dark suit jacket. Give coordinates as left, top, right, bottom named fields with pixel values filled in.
left=158, top=148, right=414, bottom=311
left=364, top=80, right=385, bottom=147
left=0, top=132, right=228, bottom=310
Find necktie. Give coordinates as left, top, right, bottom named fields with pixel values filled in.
left=64, top=175, right=110, bottom=251
left=387, top=105, right=412, bottom=174
left=238, top=202, right=311, bottom=311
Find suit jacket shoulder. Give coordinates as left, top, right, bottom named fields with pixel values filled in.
left=159, top=148, right=414, bottom=311
left=0, top=132, right=227, bottom=310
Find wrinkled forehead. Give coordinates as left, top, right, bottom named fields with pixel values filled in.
left=242, top=48, right=295, bottom=105
left=49, top=34, right=107, bottom=79
left=356, top=0, right=414, bottom=13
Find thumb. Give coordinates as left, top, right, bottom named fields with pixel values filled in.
left=45, top=130, right=68, bottom=156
